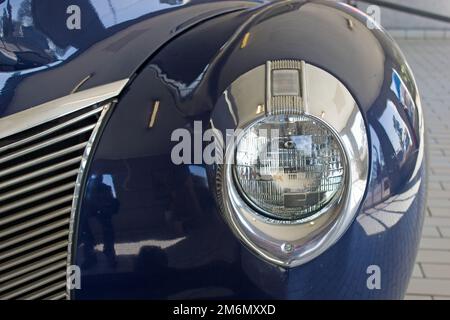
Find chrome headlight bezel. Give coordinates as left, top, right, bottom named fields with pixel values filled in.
left=231, top=113, right=349, bottom=225
left=217, top=61, right=369, bottom=267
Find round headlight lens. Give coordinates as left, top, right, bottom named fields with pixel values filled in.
left=234, top=114, right=345, bottom=221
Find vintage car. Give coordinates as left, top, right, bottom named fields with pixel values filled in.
left=0, top=0, right=425, bottom=300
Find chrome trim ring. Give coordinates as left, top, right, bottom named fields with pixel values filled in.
left=220, top=62, right=369, bottom=267
left=231, top=114, right=349, bottom=225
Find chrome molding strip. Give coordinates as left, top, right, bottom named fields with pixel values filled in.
left=66, top=102, right=112, bottom=299
left=0, top=79, right=128, bottom=140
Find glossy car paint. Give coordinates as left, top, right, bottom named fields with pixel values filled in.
left=0, top=0, right=426, bottom=299
left=0, top=0, right=256, bottom=117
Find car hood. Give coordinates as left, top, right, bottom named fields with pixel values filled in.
left=0, top=0, right=260, bottom=118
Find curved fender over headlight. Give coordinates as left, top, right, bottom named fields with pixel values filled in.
left=72, top=0, right=426, bottom=299
left=213, top=61, right=369, bottom=267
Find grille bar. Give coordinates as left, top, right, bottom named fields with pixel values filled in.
left=22, top=281, right=67, bottom=300
left=0, top=218, right=70, bottom=251
left=0, top=271, right=66, bottom=300
left=0, top=241, right=68, bottom=273
left=0, top=170, right=79, bottom=202
left=0, top=183, right=75, bottom=214
left=0, top=196, right=73, bottom=227
left=0, top=230, right=70, bottom=261
left=0, top=79, right=127, bottom=140
left=0, top=124, right=96, bottom=165
left=0, top=252, right=67, bottom=282
left=46, top=291, right=67, bottom=300
left=1, top=207, right=71, bottom=238
left=0, top=157, right=82, bottom=190
left=0, top=108, right=102, bottom=154
left=0, top=93, right=115, bottom=299
left=0, top=143, right=87, bottom=178
left=0, top=261, right=66, bottom=294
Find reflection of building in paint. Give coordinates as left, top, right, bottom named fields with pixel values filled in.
left=358, top=64, right=424, bottom=236
left=149, top=63, right=208, bottom=98
left=378, top=101, right=412, bottom=159
left=357, top=177, right=422, bottom=236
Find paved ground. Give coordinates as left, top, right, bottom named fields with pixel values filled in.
left=396, top=39, right=450, bottom=300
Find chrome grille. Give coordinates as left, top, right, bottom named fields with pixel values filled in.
left=0, top=103, right=107, bottom=300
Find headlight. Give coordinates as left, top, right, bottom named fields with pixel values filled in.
left=234, top=114, right=345, bottom=222
left=214, top=60, right=369, bottom=267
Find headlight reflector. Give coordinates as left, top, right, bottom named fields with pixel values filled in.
left=234, top=114, right=345, bottom=222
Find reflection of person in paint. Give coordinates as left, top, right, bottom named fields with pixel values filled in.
left=82, top=174, right=119, bottom=268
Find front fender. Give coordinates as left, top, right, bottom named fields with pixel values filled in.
left=72, top=0, right=425, bottom=299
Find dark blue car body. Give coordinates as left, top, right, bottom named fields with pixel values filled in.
left=0, top=0, right=426, bottom=299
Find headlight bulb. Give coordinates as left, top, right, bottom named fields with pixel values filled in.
left=234, top=114, right=345, bottom=222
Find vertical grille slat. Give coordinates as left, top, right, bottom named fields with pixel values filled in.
left=0, top=101, right=110, bottom=300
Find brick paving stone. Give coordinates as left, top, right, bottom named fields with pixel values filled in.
left=416, top=250, right=450, bottom=264
left=428, top=182, right=444, bottom=191
left=407, top=279, right=450, bottom=296
left=404, top=295, right=433, bottom=300
left=397, top=39, right=450, bottom=299
left=424, top=216, right=450, bottom=227
left=426, top=200, right=450, bottom=208
left=427, top=192, right=450, bottom=199
left=433, top=296, right=450, bottom=300
left=439, top=227, right=450, bottom=238
left=412, top=264, right=423, bottom=278
left=422, top=226, right=441, bottom=238
left=422, top=264, right=450, bottom=279
left=431, top=168, right=450, bottom=175
left=428, top=207, right=450, bottom=217
left=428, top=175, right=450, bottom=182
left=419, top=238, right=450, bottom=250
